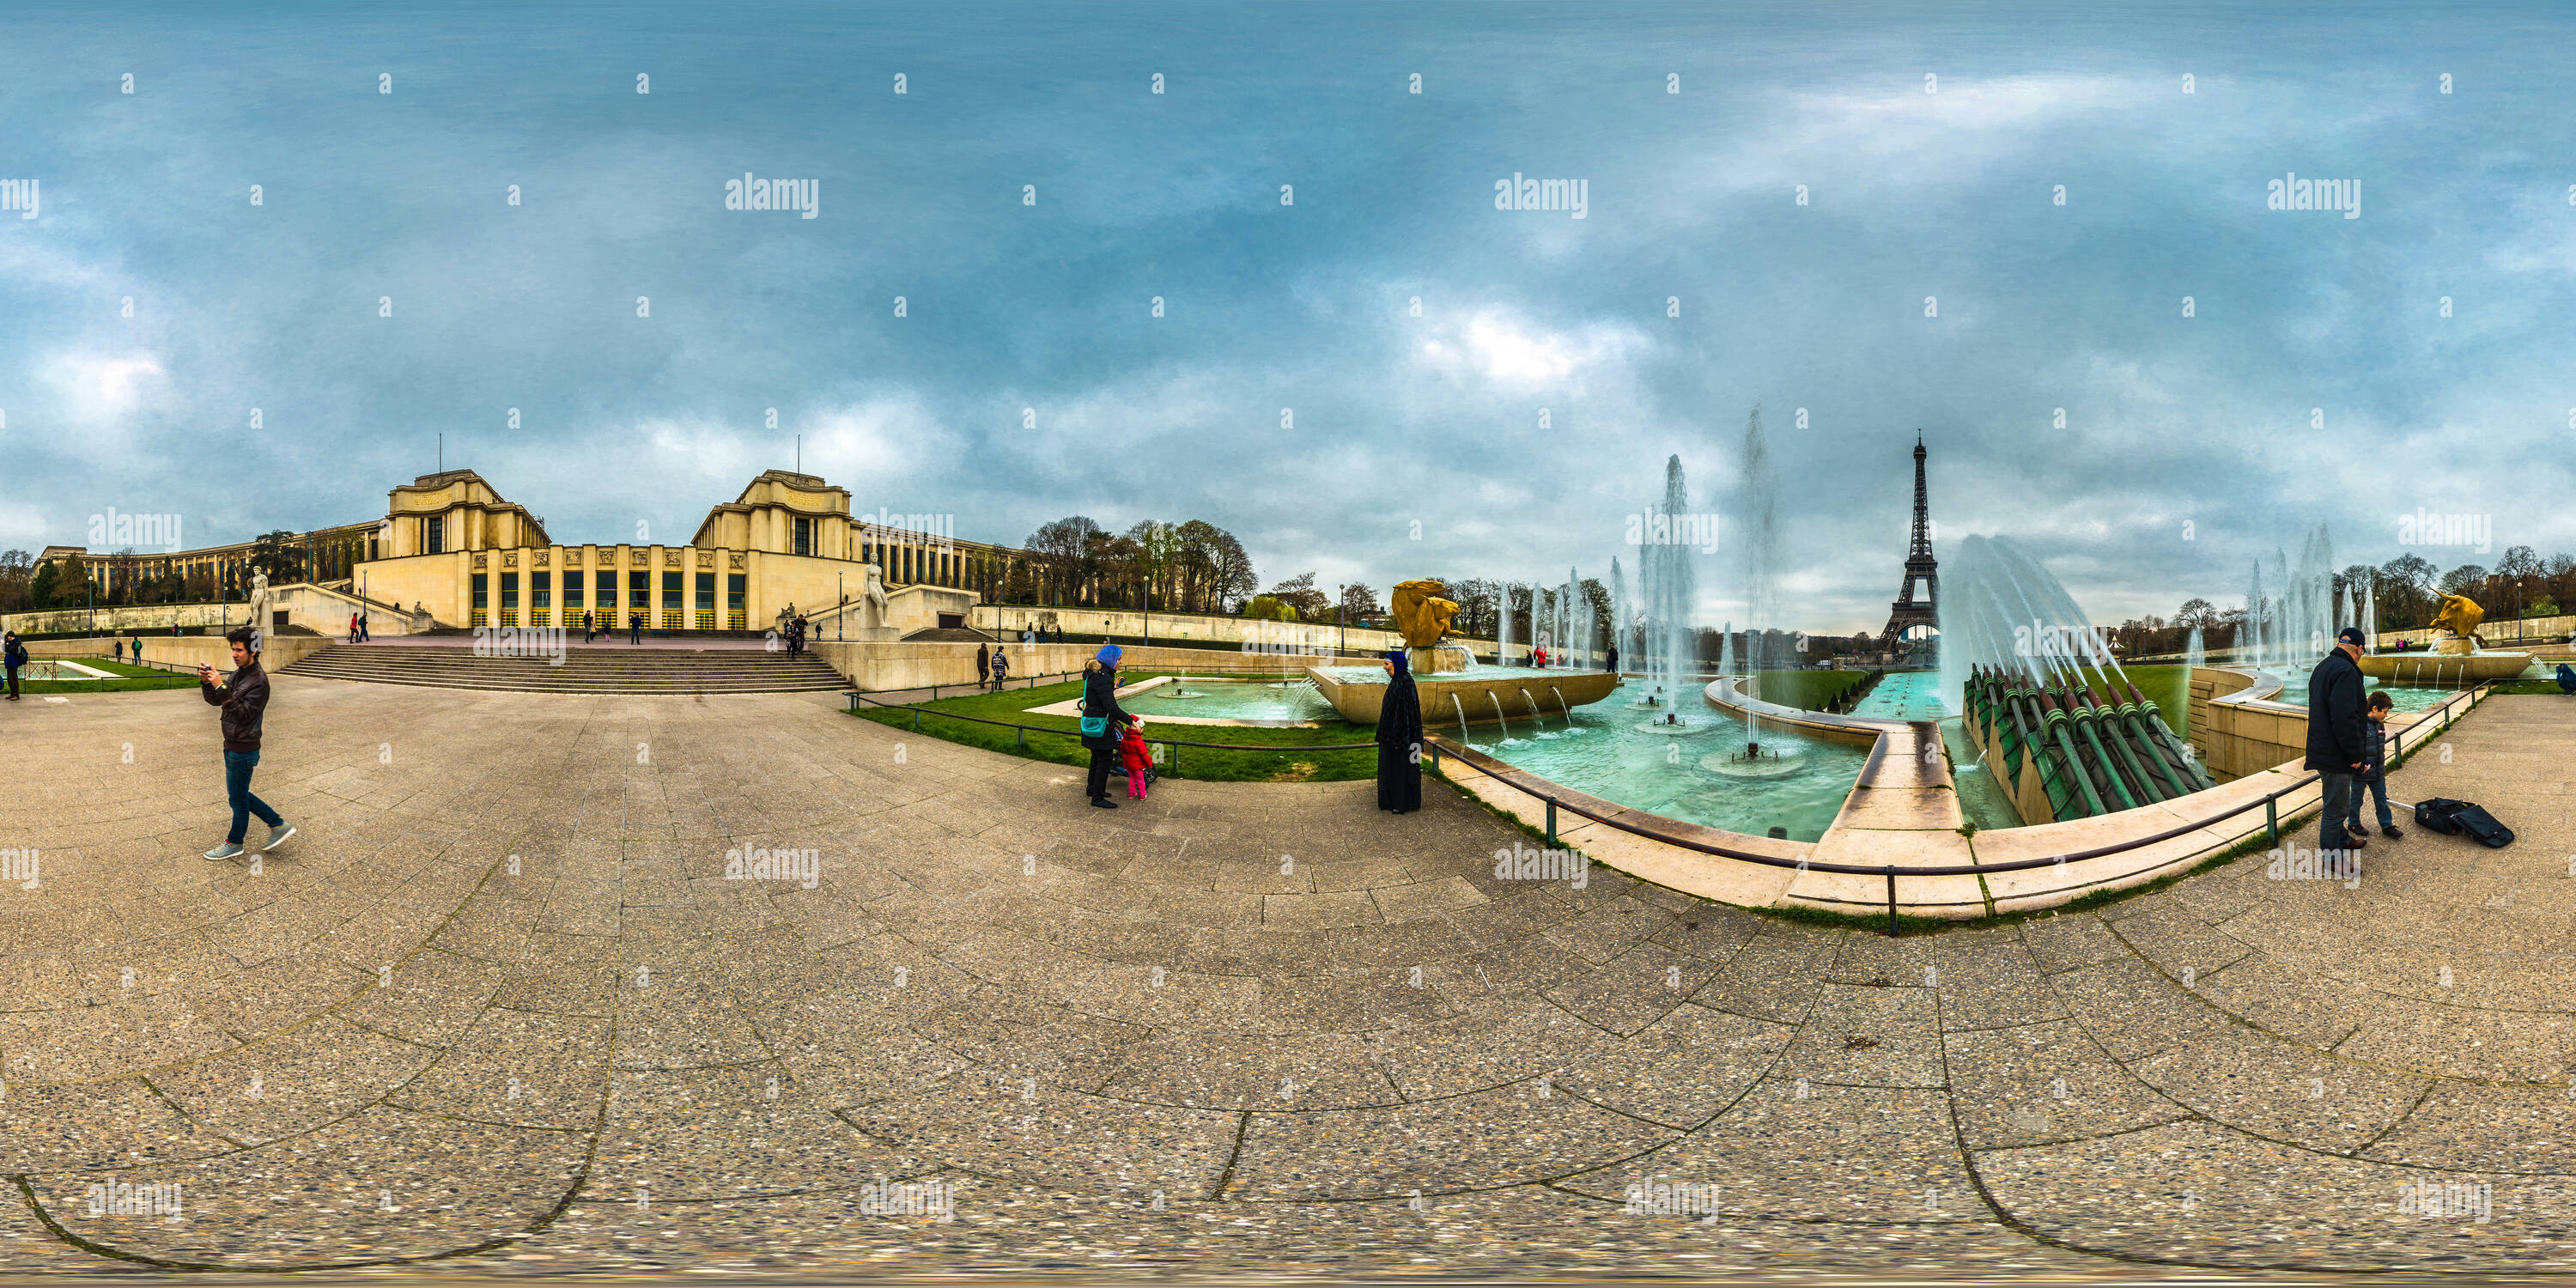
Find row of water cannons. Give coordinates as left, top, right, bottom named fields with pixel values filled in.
left=1961, top=665, right=2216, bottom=820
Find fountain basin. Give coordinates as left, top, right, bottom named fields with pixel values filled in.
left=2357, top=652, right=2531, bottom=683
left=1305, top=665, right=1619, bottom=725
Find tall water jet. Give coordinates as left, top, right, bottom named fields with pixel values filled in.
left=1737, top=408, right=1780, bottom=699
left=1608, top=556, right=1628, bottom=671
left=1498, top=582, right=1515, bottom=666
left=2185, top=623, right=2206, bottom=671
left=1640, top=454, right=1699, bottom=705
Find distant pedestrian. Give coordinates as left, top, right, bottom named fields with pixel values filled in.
left=349, top=611, right=361, bottom=643
left=629, top=611, right=641, bottom=645
left=989, top=645, right=1010, bottom=691
left=1606, top=644, right=1619, bottom=674
left=134, top=633, right=147, bottom=665
left=975, top=642, right=991, bottom=689
left=3, top=630, right=23, bottom=700
left=199, top=626, right=294, bottom=861
left=115, top=638, right=127, bottom=665
left=1375, top=649, right=1423, bottom=813
left=1079, top=646, right=1131, bottom=808
left=582, top=609, right=594, bottom=644
left=2305, top=627, right=2370, bottom=863
left=358, top=612, right=369, bottom=642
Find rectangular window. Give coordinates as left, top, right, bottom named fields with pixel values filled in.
left=662, top=571, right=683, bottom=622
left=793, top=515, right=813, bottom=557
left=562, top=574, right=582, bottom=610
left=629, top=570, right=650, bottom=611
left=727, top=573, right=746, bottom=630
left=471, top=572, right=488, bottom=627
left=425, top=515, right=445, bottom=556
left=532, top=571, right=551, bottom=609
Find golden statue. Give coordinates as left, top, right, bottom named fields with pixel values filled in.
left=2428, top=592, right=2484, bottom=653
left=1390, top=579, right=1462, bottom=649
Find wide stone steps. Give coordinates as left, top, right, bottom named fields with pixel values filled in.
left=278, top=644, right=849, bottom=694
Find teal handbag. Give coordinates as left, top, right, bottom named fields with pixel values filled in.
left=1079, top=715, right=1108, bottom=738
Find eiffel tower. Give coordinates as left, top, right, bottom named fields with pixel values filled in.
left=1881, top=432, right=1938, bottom=643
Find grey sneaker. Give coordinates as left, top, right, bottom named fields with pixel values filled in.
left=262, top=823, right=297, bottom=853
left=204, top=841, right=245, bottom=861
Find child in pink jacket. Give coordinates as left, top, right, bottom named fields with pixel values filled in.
left=1118, top=718, right=1154, bottom=799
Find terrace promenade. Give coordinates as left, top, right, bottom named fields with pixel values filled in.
left=0, top=679, right=2569, bottom=1277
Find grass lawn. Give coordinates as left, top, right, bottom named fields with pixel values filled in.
left=1744, top=669, right=1872, bottom=711
left=851, top=671, right=1381, bottom=781
left=18, top=658, right=202, bottom=693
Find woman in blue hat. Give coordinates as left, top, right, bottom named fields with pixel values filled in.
left=1079, top=645, right=1132, bottom=807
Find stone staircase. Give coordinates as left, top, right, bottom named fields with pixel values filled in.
left=278, top=644, right=848, bottom=695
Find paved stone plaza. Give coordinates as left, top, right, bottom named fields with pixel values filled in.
left=0, top=678, right=2571, bottom=1278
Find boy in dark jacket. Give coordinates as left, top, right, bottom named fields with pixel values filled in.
left=201, top=627, right=295, bottom=860
left=2345, top=690, right=2401, bottom=841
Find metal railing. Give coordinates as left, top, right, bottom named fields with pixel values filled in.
left=1425, top=681, right=2488, bottom=935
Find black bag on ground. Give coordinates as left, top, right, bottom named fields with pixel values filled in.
left=2414, top=797, right=2515, bottom=848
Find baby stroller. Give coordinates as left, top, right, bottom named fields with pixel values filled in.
left=2555, top=662, right=2576, bottom=695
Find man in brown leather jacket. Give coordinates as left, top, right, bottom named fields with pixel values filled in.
left=200, top=627, right=295, bottom=861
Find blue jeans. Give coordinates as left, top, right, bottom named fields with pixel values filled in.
left=223, top=750, right=282, bottom=844
left=2346, top=769, right=2393, bottom=831
left=2318, top=770, right=2354, bottom=854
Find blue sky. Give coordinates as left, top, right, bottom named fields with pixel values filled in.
left=5, top=1, right=2571, bottom=631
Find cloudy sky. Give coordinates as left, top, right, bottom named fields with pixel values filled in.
left=5, top=1, right=2571, bottom=633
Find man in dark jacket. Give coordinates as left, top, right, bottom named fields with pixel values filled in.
left=1079, top=646, right=1130, bottom=808
left=200, top=627, right=294, bottom=860
left=2304, top=627, right=2370, bottom=861
left=3, top=630, right=24, bottom=699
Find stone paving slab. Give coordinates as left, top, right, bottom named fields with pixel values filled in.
left=0, top=683, right=2569, bottom=1278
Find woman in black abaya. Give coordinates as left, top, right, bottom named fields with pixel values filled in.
left=1375, top=649, right=1424, bottom=814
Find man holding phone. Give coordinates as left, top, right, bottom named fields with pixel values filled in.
left=201, top=626, right=295, bottom=861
